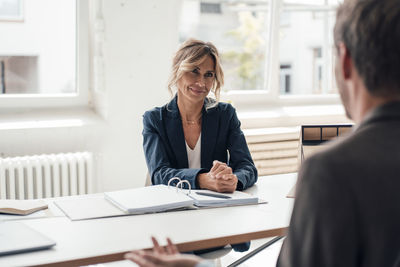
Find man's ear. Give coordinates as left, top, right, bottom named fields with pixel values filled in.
left=338, top=42, right=352, bottom=79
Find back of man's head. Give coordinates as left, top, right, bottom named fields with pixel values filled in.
left=334, top=0, right=400, bottom=97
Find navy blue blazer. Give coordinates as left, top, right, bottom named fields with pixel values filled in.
left=142, top=95, right=257, bottom=190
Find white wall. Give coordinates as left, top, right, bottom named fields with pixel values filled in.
left=92, top=0, right=180, bottom=191
left=0, top=0, right=181, bottom=192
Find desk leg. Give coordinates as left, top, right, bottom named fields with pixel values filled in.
left=227, top=236, right=284, bottom=267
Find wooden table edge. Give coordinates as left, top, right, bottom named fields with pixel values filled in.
left=31, top=227, right=288, bottom=267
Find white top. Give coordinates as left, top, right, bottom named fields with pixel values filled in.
left=186, top=133, right=201, bottom=169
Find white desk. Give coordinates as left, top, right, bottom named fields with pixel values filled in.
left=0, top=173, right=297, bottom=267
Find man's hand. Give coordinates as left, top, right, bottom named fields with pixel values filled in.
left=125, top=237, right=202, bottom=267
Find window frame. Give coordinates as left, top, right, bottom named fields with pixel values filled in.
left=0, top=0, right=24, bottom=22
left=219, top=0, right=341, bottom=110
left=0, top=0, right=89, bottom=108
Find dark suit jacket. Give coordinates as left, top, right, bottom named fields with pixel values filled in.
left=277, top=101, right=400, bottom=267
left=142, top=95, right=257, bottom=191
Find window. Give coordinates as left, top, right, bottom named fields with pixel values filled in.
left=312, top=47, right=323, bottom=93
left=180, top=0, right=271, bottom=91
left=280, top=64, right=292, bottom=94
left=0, top=56, right=39, bottom=94
left=200, top=2, right=222, bottom=14
left=0, top=0, right=88, bottom=108
left=279, top=0, right=338, bottom=95
left=0, top=0, right=23, bottom=21
left=179, top=0, right=342, bottom=106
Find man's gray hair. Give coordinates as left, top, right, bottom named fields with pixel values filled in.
left=334, top=0, right=400, bottom=97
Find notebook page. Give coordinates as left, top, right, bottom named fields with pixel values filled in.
left=104, top=185, right=194, bottom=213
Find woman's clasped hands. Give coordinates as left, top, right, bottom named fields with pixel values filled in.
left=198, top=160, right=238, bottom=193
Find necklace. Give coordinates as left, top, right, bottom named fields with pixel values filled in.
left=183, top=115, right=202, bottom=125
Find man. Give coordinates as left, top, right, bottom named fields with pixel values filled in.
left=277, top=0, right=400, bottom=265
left=126, top=0, right=400, bottom=266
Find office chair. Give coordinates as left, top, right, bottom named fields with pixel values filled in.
left=196, top=246, right=233, bottom=267
left=145, top=172, right=152, bottom=186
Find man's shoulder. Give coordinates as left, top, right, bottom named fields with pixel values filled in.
left=301, top=125, right=388, bottom=182
left=301, top=134, right=362, bottom=178
left=320, top=122, right=392, bottom=157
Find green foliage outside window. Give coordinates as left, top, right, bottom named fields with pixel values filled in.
left=223, top=11, right=267, bottom=90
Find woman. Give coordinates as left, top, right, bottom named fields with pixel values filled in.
left=143, top=38, right=257, bottom=193
left=143, top=39, right=257, bottom=253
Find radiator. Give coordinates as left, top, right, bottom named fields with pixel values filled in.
left=0, top=152, right=93, bottom=200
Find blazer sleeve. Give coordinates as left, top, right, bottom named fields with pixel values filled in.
left=227, top=108, right=258, bottom=190
left=276, top=156, right=358, bottom=267
left=142, top=111, right=206, bottom=188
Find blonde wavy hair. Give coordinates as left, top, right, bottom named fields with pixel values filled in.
left=167, top=39, right=224, bottom=107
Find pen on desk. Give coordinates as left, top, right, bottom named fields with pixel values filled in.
left=195, top=191, right=232, bottom=199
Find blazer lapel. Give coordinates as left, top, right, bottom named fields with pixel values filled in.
left=201, top=104, right=219, bottom=169
left=165, top=96, right=188, bottom=168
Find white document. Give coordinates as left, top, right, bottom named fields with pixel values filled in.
left=55, top=196, right=126, bottom=221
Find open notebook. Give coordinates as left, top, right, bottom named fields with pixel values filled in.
left=55, top=180, right=260, bottom=221
left=105, top=185, right=259, bottom=212
left=104, top=185, right=195, bottom=214
left=0, top=200, right=48, bottom=215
